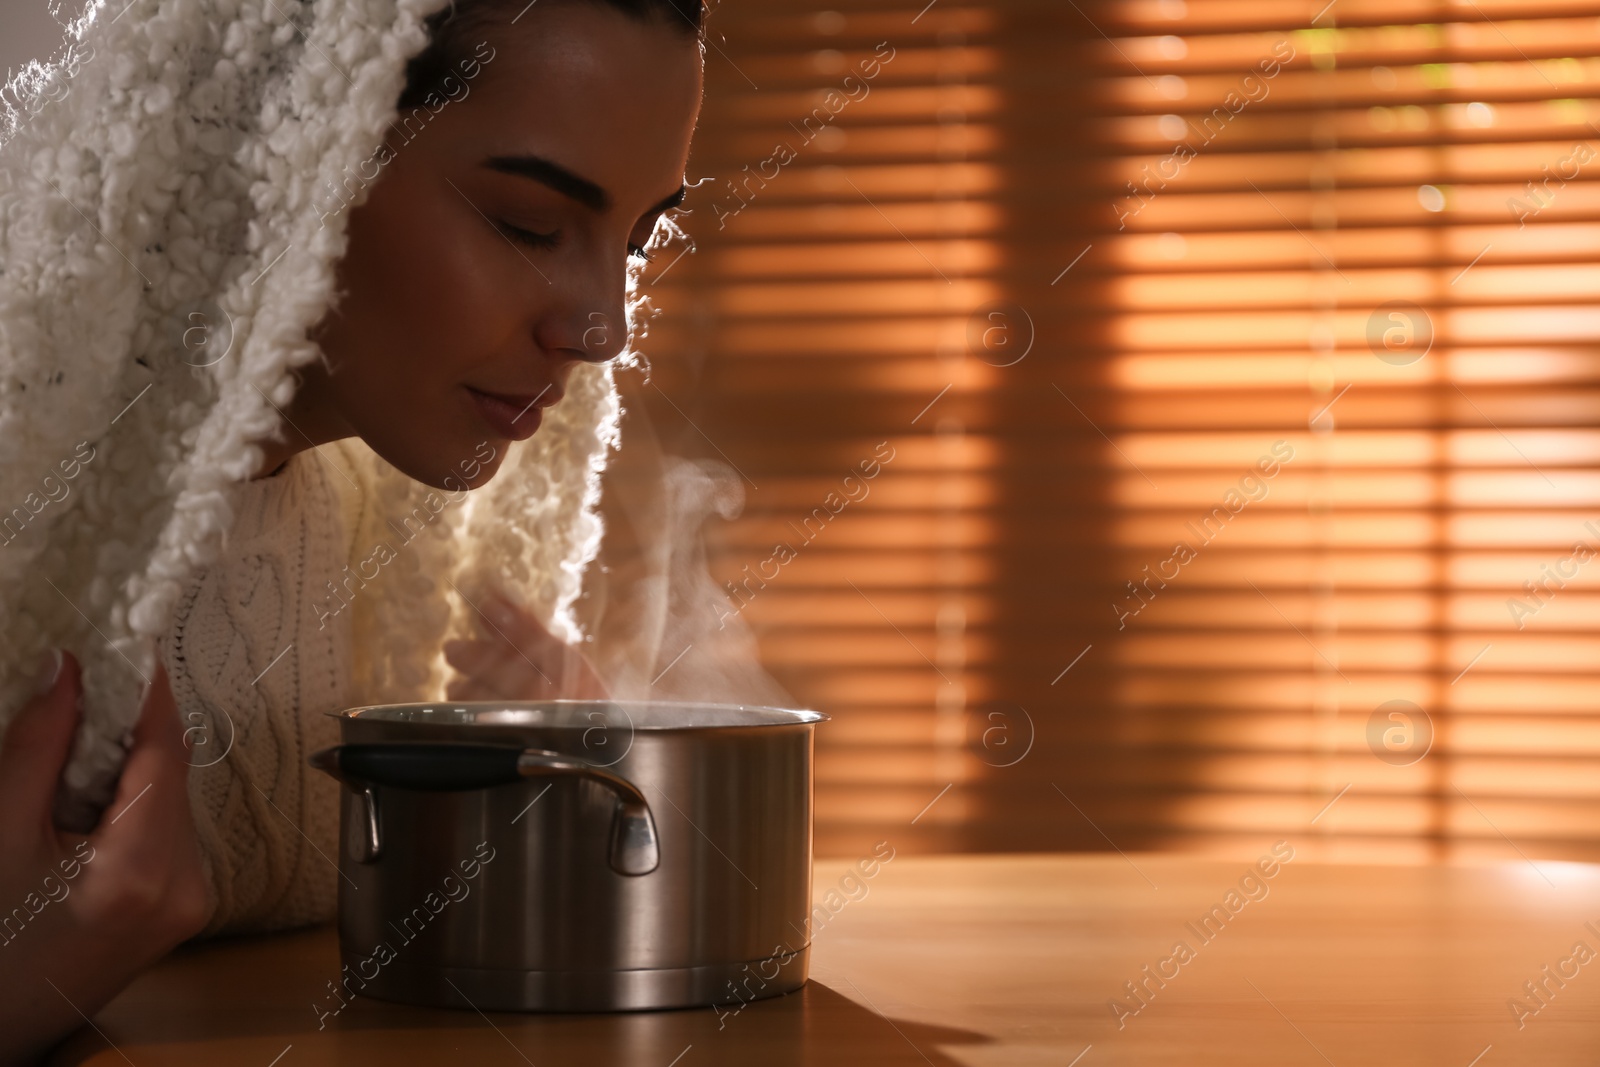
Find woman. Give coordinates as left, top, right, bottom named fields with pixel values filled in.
left=0, top=0, right=705, bottom=1060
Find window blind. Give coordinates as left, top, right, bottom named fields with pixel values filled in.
left=612, top=0, right=1600, bottom=862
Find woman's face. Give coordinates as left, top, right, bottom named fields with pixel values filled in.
left=302, top=2, right=703, bottom=489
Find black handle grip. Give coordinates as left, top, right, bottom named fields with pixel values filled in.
left=310, top=743, right=525, bottom=792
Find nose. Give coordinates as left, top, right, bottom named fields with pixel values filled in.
left=576, top=310, right=621, bottom=364
left=534, top=245, right=630, bottom=366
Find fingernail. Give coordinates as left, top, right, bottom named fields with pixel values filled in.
left=31, top=647, right=64, bottom=698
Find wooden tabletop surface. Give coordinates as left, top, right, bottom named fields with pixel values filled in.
left=47, top=852, right=1600, bottom=1066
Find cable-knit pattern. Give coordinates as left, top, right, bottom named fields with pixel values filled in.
left=162, top=449, right=347, bottom=934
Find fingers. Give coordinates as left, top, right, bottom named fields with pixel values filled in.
left=444, top=630, right=556, bottom=687
left=476, top=588, right=562, bottom=644
left=128, top=660, right=183, bottom=755
left=445, top=639, right=556, bottom=699
left=444, top=635, right=557, bottom=674
left=450, top=588, right=609, bottom=701
left=444, top=638, right=508, bottom=676
left=77, top=661, right=213, bottom=944
left=0, top=649, right=83, bottom=840
left=90, top=662, right=192, bottom=866
left=444, top=638, right=609, bottom=701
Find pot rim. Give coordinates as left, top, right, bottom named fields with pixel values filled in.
left=327, top=699, right=829, bottom=731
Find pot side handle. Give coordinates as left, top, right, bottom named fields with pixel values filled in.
left=307, top=743, right=661, bottom=876
left=514, top=750, right=661, bottom=877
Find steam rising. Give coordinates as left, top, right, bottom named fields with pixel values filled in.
left=577, top=374, right=795, bottom=710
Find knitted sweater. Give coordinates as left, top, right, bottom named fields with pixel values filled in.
left=163, top=449, right=348, bottom=934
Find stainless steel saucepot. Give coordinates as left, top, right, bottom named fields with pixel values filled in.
left=308, top=700, right=826, bottom=1013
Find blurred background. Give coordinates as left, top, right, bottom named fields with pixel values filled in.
left=9, top=0, right=1596, bottom=865
left=614, top=0, right=1600, bottom=864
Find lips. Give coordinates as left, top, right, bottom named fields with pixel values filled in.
left=465, top=385, right=560, bottom=442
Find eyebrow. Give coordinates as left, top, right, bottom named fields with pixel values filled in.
left=485, top=154, right=687, bottom=218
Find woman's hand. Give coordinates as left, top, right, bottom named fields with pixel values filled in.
left=444, top=587, right=610, bottom=701
left=0, top=650, right=213, bottom=1067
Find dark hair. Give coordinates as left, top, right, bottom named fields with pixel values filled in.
left=399, top=0, right=705, bottom=111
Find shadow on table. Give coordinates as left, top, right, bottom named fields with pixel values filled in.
left=50, top=928, right=989, bottom=1066
left=349, top=980, right=988, bottom=1064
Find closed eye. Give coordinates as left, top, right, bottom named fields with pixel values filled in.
left=497, top=221, right=558, bottom=251
left=498, top=222, right=653, bottom=263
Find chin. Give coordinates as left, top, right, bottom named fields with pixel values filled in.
left=369, top=430, right=508, bottom=493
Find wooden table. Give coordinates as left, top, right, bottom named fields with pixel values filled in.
left=48, top=853, right=1600, bottom=1066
